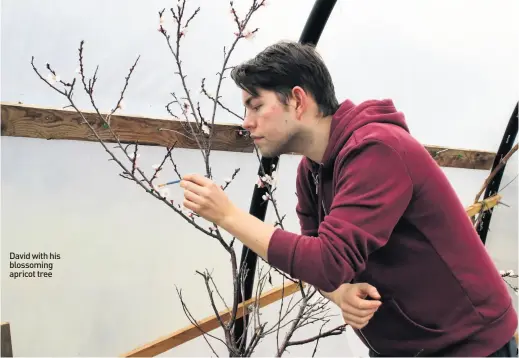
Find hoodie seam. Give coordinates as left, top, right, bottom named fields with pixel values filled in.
left=335, top=134, right=414, bottom=193
left=332, top=134, right=360, bottom=197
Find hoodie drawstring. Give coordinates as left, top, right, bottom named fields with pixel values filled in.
left=312, top=164, right=326, bottom=223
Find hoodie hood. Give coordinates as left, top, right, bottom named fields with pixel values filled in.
left=319, top=99, right=409, bottom=170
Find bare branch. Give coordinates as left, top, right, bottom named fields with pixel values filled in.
left=287, top=324, right=347, bottom=347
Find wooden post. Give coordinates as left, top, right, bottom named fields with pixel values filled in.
left=1, top=322, right=13, bottom=357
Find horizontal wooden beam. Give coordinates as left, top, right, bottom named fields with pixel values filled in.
left=1, top=102, right=496, bottom=169
left=424, top=145, right=496, bottom=170
left=1, top=102, right=251, bottom=153
left=121, top=281, right=303, bottom=357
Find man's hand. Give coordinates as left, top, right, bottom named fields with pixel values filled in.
left=324, top=283, right=382, bottom=329
left=180, top=173, right=237, bottom=226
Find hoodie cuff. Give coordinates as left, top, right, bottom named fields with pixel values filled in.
left=267, top=228, right=301, bottom=276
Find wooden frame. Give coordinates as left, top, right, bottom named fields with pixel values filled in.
left=1, top=102, right=496, bottom=170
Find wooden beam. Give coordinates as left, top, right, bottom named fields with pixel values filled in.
left=465, top=194, right=502, bottom=218
left=425, top=145, right=495, bottom=170
left=1, top=322, right=13, bottom=357
left=1, top=102, right=251, bottom=153
left=120, top=281, right=303, bottom=357
left=1, top=102, right=496, bottom=169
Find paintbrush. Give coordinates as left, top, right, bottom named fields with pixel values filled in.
left=157, top=179, right=182, bottom=188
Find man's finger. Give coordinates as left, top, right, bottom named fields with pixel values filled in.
left=183, top=173, right=212, bottom=187
left=183, top=198, right=199, bottom=212
left=181, top=180, right=208, bottom=197
left=350, top=295, right=382, bottom=311
left=341, top=302, right=379, bottom=317
left=356, top=283, right=381, bottom=300
left=342, top=311, right=374, bottom=328
left=184, top=189, right=204, bottom=205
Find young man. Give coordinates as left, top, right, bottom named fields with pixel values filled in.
left=180, top=41, right=518, bottom=356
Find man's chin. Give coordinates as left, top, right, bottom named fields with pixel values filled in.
left=257, top=148, right=281, bottom=158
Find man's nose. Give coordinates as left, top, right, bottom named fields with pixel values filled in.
left=242, top=114, right=255, bottom=131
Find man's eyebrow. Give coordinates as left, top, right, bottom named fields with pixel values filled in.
left=244, top=96, right=258, bottom=107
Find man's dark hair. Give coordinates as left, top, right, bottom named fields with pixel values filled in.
left=230, top=41, right=340, bottom=117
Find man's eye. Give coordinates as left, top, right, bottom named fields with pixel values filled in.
left=253, top=105, right=262, bottom=111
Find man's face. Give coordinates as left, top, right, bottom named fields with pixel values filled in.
left=241, top=89, right=297, bottom=158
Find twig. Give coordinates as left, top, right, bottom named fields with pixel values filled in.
left=286, top=324, right=347, bottom=347
left=201, top=78, right=244, bottom=121
left=222, top=168, right=241, bottom=191
left=175, top=286, right=227, bottom=355
left=196, top=269, right=237, bottom=354
left=474, top=143, right=518, bottom=204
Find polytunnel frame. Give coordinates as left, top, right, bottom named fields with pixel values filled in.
left=476, top=103, right=518, bottom=244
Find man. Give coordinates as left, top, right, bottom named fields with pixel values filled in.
left=180, top=41, right=517, bottom=356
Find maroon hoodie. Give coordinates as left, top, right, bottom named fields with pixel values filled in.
left=267, top=99, right=517, bottom=356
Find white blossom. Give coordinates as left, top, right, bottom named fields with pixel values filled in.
left=260, top=173, right=276, bottom=186
left=159, top=188, right=170, bottom=198
left=506, top=269, right=515, bottom=276
left=201, top=124, right=210, bottom=135
left=47, top=73, right=60, bottom=84
left=499, top=270, right=505, bottom=276
left=243, top=31, right=256, bottom=40
left=128, top=152, right=140, bottom=160
left=262, top=193, right=271, bottom=201
left=224, top=177, right=232, bottom=184
left=271, top=171, right=278, bottom=185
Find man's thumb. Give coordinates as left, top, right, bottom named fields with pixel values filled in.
left=358, top=283, right=381, bottom=299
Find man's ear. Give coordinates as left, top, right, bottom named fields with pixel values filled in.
left=291, top=86, right=307, bottom=120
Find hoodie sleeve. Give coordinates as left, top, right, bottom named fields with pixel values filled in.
left=295, top=159, right=319, bottom=237
left=267, top=140, right=413, bottom=292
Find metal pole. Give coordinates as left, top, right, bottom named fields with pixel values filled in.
left=232, top=0, right=338, bottom=352
left=477, top=102, right=518, bottom=244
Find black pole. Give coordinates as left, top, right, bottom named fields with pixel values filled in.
left=477, top=102, right=518, bottom=244
left=232, top=0, right=337, bottom=352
